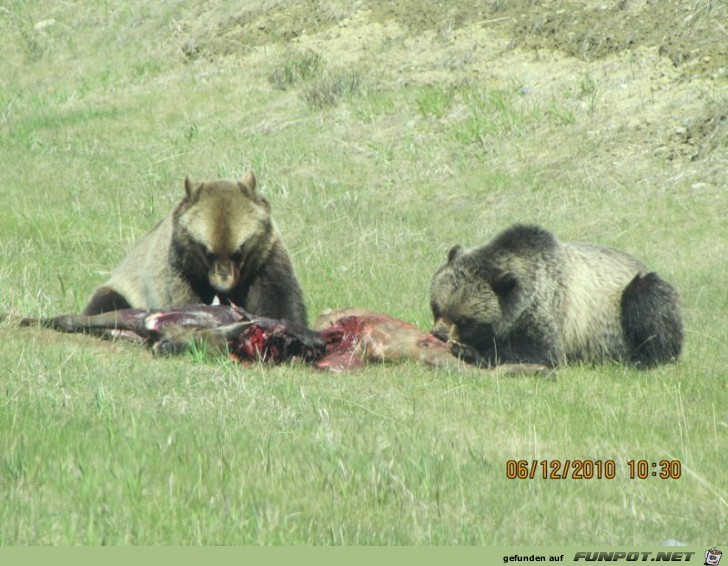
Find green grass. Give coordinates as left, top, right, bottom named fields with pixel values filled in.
left=269, top=50, right=325, bottom=91
left=0, top=0, right=726, bottom=545
left=268, top=49, right=362, bottom=109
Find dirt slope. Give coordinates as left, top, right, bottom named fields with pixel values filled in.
left=179, top=0, right=726, bottom=191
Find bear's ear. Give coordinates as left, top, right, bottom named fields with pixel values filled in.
left=492, top=271, right=518, bottom=297
left=184, top=176, right=203, bottom=202
left=447, top=245, right=463, bottom=264
left=239, top=171, right=257, bottom=193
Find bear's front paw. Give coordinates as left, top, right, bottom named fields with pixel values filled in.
left=449, top=340, right=486, bottom=366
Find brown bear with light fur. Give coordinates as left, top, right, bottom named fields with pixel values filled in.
left=430, top=224, right=682, bottom=368
left=83, top=172, right=307, bottom=326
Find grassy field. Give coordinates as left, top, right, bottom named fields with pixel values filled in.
left=0, top=0, right=726, bottom=545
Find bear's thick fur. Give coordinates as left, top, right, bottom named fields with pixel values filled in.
left=429, top=224, right=682, bottom=368
left=83, top=172, right=307, bottom=326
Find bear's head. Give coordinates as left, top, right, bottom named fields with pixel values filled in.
left=172, top=171, right=276, bottom=298
left=430, top=244, right=521, bottom=358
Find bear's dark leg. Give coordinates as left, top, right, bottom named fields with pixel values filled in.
left=503, top=334, right=561, bottom=367
left=497, top=313, right=563, bottom=367
left=620, top=272, right=683, bottom=368
left=450, top=331, right=559, bottom=368
left=82, top=286, right=132, bottom=315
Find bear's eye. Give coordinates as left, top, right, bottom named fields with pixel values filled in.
left=204, top=249, right=216, bottom=262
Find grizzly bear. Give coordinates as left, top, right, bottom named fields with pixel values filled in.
left=83, top=172, right=307, bottom=326
left=429, top=224, right=683, bottom=368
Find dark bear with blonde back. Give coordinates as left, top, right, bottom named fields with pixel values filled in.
left=83, top=172, right=307, bottom=326
left=430, top=224, right=682, bottom=368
